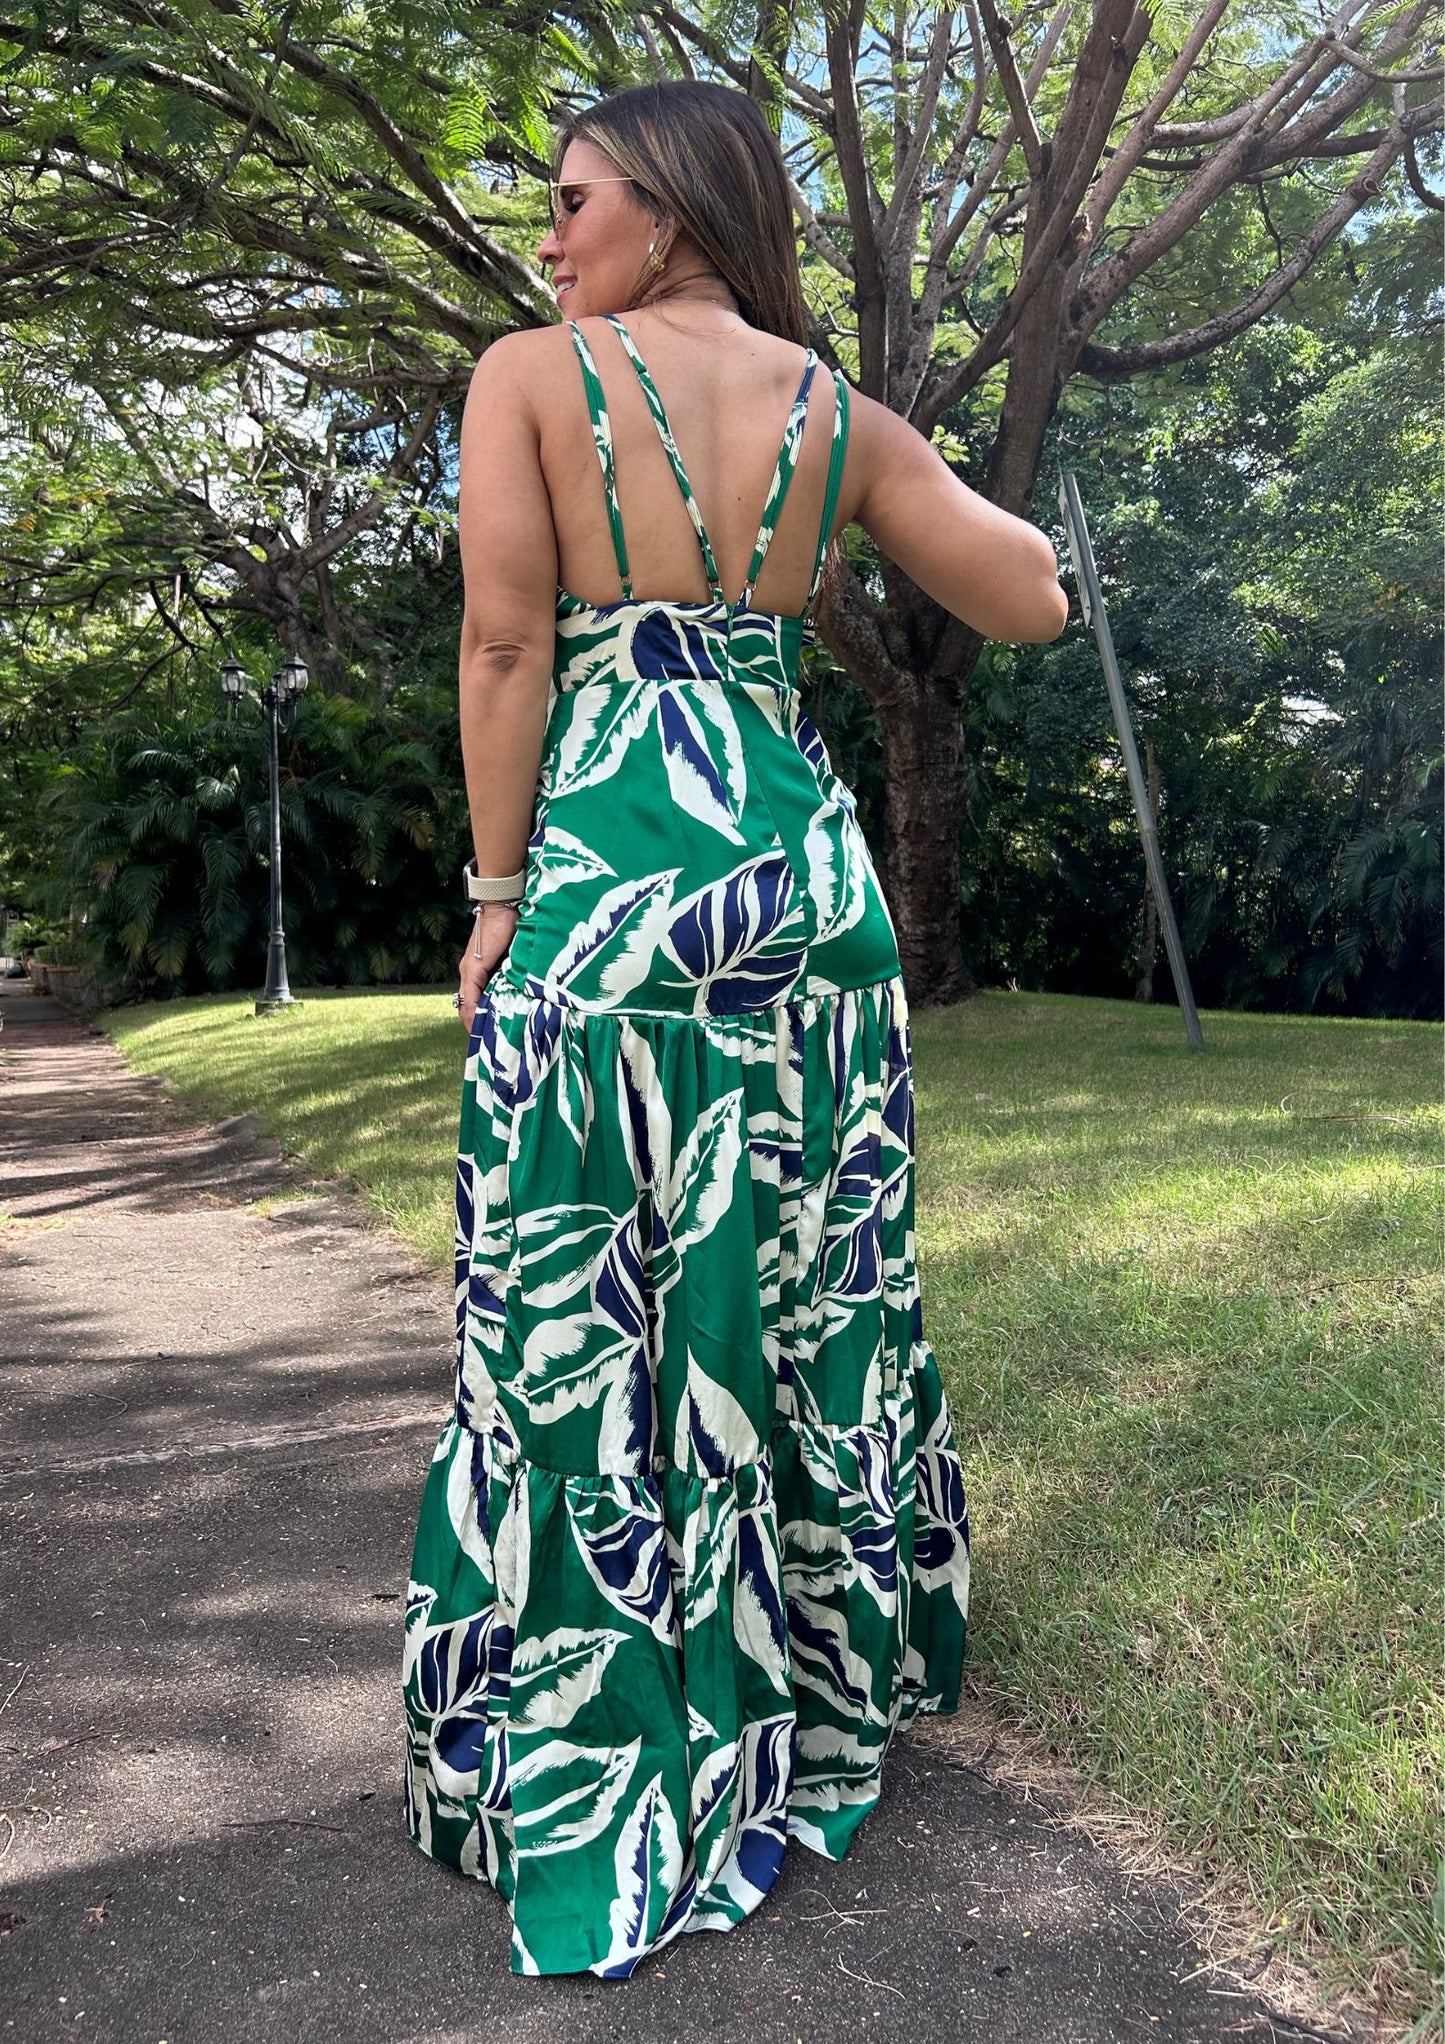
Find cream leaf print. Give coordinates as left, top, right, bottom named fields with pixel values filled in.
left=402, top=320, right=968, bottom=1981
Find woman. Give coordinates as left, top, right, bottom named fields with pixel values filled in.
left=401, top=79, right=1068, bottom=1979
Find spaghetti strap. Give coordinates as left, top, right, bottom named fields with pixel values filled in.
left=573, top=316, right=843, bottom=617
left=568, top=321, right=632, bottom=600
left=606, top=315, right=725, bottom=602
left=738, top=352, right=819, bottom=609
left=805, top=370, right=850, bottom=612
left=606, top=317, right=822, bottom=613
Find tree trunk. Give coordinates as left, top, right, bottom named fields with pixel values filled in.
left=1133, top=736, right=1161, bottom=1002
left=822, top=569, right=985, bottom=1007
left=881, top=667, right=975, bottom=1004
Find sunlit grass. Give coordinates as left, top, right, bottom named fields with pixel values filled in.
left=910, top=993, right=1441, bottom=2024
left=103, top=987, right=466, bottom=1262
left=100, top=985, right=1442, bottom=2018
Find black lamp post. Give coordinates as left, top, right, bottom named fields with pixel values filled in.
left=220, top=651, right=309, bottom=1017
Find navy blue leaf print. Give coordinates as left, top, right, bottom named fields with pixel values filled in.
left=667, top=852, right=796, bottom=981
left=633, top=607, right=722, bottom=682
left=834, top=1204, right=883, bottom=1299
left=735, top=1820, right=785, bottom=1895
left=705, top=951, right=807, bottom=1015
left=737, top=1512, right=787, bottom=1658
left=514, top=1002, right=564, bottom=1110
left=416, top=1610, right=489, bottom=1719
left=569, top=1489, right=675, bottom=1636
left=793, top=708, right=827, bottom=775
left=467, top=1269, right=505, bottom=1321
left=596, top=1213, right=646, bottom=1338
left=403, top=388, right=969, bottom=1972
left=658, top=682, right=735, bottom=801
left=479, top=1724, right=511, bottom=1812
left=743, top=1718, right=793, bottom=1835
left=455, top=1154, right=475, bottom=1244
left=435, top=1695, right=491, bottom=1776
left=786, top=1603, right=872, bottom=1712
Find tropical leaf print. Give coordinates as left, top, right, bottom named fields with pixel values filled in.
left=616, top=1026, right=673, bottom=1192
left=548, top=681, right=654, bottom=797
left=601, top=1773, right=686, bottom=1971
left=678, top=1367, right=757, bottom=1480
left=567, top=1483, right=676, bottom=1641
left=510, top=1626, right=630, bottom=1733
left=533, top=825, right=617, bottom=890
left=528, top=871, right=683, bottom=1012
left=803, top=791, right=869, bottom=945
left=663, top=1087, right=744, bottom=1252
left=655, top=682, right=747, bottom=844
left=508, top=1735, right=642, bottom=1858
left=658, top=852, right=812, bottom=1013
left=403, top=332, right=968, bottom=1977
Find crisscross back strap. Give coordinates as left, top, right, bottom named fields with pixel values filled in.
left=568, top=320, right=632, bottom=599
left=805, top=369, right=851, bottom=612
left=606, top=315, right=725, bottom=602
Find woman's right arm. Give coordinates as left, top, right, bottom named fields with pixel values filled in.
left=850, top=392, right=1070, bottom=645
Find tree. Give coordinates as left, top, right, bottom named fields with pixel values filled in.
left=3, top=1, right=1439, bottom=1002
left=953, top=239, right=1441, bottom=1020
left=652, top=0, right=1441, bottom=998
left=0, top=0, right=613, bottom=696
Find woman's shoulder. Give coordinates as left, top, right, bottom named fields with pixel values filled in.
left=469, top=321, right=580, bottom=379
left=473, top=314, right=858, bottom=387
left=464, top=322, right=590, bottom=429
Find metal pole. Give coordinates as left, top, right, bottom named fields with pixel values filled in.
left=1057, top=470, right=1205, bottom=1051
left=256, top=673, right=298, bottom=1015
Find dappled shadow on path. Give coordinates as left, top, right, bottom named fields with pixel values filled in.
left=3, top=1428, right=1286, bottom=2044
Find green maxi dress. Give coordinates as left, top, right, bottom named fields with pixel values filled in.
left=401, top=313, right=971, bottom=1977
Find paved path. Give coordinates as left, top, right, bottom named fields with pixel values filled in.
left=0, top=982, right=1348, bottom=2043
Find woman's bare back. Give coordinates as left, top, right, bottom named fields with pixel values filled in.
left=533, top=309, right=854, bottom=617
left=523, top=306, right=1065, bottom=644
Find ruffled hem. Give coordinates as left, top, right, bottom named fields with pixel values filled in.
left=407, top=966, right=969, bottom=1975
left=402, top=1333, right=968, bottom=1977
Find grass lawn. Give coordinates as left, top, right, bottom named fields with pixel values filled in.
left=100, top=985, right=1441, bottom=2021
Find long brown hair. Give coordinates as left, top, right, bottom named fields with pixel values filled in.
left=552, top=82, right=844, bottom=615
left=552, top=81, right=809, bottom=346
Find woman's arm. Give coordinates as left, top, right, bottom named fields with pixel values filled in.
left=456, top=332, right=559, bottom=876
left=452, top=332, right=559, bottom=1026
left=850, top=393, right=1070, bottom=644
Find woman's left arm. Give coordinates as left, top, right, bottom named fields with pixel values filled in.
left=454, top=332, right=558, bottom=1031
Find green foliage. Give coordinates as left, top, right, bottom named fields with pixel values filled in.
left=38, top=680, right=472, bottom=1002
left=7, top=912, right=82, bottom=965
left=948, top=281, right=1442, bottom=1021
left=0, top=0, right=628, bottom=746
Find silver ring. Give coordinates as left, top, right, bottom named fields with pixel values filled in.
left=451, top=991, right=463, bottom=1009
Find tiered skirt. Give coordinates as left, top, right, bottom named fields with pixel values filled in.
left=402, top=972, right=970, bottom=1976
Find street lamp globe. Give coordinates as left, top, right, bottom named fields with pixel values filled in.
left=220, top=656, right=246, bottom=701
left=276, top=654, right=310, bottom=702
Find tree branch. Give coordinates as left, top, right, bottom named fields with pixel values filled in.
left=974, top=0, right=1046, bottom=182
left=788, top=174, right=855, bottom=281
left=824, top=0, right=886, bottom=388
left=1069, top=0, right=1437, bottom=347
left=917, top=0, right=1153, bottom=434
left=1075, top=98, right=1442, bottom=377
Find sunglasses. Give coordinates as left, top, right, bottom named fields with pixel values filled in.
left=546, top=174, right=643, bottom=234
